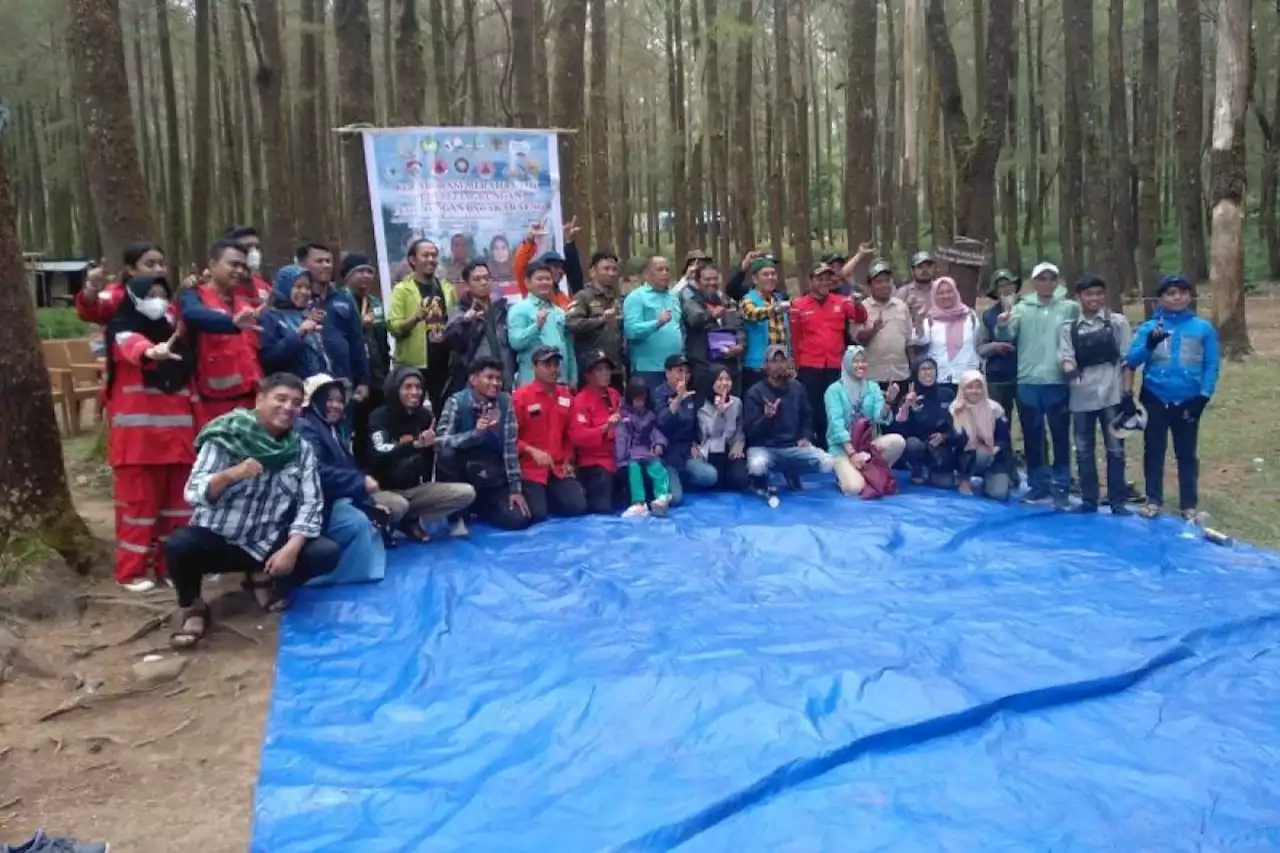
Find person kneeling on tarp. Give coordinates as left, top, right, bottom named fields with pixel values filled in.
left=511, top=346, right=589, bottom=522
left=569, top=349, right=625, bottom=514
left=743, top=344, right=832, bottom=500
left=436, top=356, right=533, bottom=530
left=367, top=366, right=478, bottom=541
left=949, top=370, right=1014, bottom=500
left=824, top=345, right=905, bottom=498
left=295, top=374, right=389, bottom=586
left=165, top=373, right=340, bottom=650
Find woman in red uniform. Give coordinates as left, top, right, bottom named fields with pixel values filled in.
left=103, top=274, right=197, bottom=592
left=74, top=242, right=169, bottom=326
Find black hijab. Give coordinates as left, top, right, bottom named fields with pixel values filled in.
left=104, top=274, right=192, bottom=396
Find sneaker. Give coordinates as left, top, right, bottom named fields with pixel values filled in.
left=119, top=578, right=156, bottom=594
left=1021, top=488, right=1052, bottom=505
left=650, top=495, right=671, bottom=517
left=621, top=503, right=649, bottom=519
left=448, top=518, right=470, bottom=538
left=1, top=829, right=109, bottom=852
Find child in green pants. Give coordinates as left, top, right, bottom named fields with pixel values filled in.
left=615, top=377, right=674, bottom=518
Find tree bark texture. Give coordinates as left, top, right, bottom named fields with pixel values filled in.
left=551, top=0, right=589, bottom=249
left=249, top=0, right=295, bottom=264
left=1174, top=0, right=1208, bottom=281
left=337, top=0, right=377, bottom=253
left=1209, top=0, right=1251, bottom=359
left=511, top=0, right=537, bottom=127
left=396, top=0, right=428, bottom=125
left=191, top=0, right=213, bottom=255
left=846, top=0, right=878, bottom=248
left=730, top=0, right=756, bottom=253
left=1136, top=0, right=1160, bottom=313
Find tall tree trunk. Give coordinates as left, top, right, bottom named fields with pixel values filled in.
left=1265, top=4, right=1280, bottom=278
left=899, top=0, right=921, bottom=251
left=615, top=7, right=632, bottom=260
left=396, top=0, right=427, bottom=124
left=1001, top=2, right=1020, bottom=275
left=191, top=0, right=213, bottom=256
left=429, top=0, right=450, bottom=122
left=551, top=0, right=589, bottom=247
left=689, top=0, right=705, bottom=252
left=67, top=0, right=154, bottom=264
left=586, top=0, right=611, bottom=243
left=212, top=0, right=242, bottom=227
left=1108, top=0, right=1135, bottom=296
left=764, top=74, right=784, bottom=261
left=23, top=109, right=49, bottom=253
left=1209, top=0, right=1251, bottom=358
left=1060, top=26, right=1083, bottom=280
left=1021, top=0, right=1037, bottom=256
left=511, top=0, right=537, bottom=127
left=464, top=0, right=483, bottom=123
left=248, top=0, right=294, bottom=264
left=295, top=0, right=324, bottom=241
left=771, top=0, right=792, bottom=262
left=337, top=0, right=377, bottom=252
left=233, top=1, right=265, bottom=227
left=1174, top=0, right=1208, bottom=281
left=1136, top=0, right=1160, bottom=311
left=925, top=60, right=952, bottom=245
left=846, top=0, right=878, bottom=248
left=533, top=0, right=550, bottom=124
left=0, top=142, right=95, bottom=573
left=880, top=0, right=899, bottom=251
left=667, top=0, right=690, bottom=259
left=730, top=0, right=755, bottom=253
left=703, top=0, right=730, bottom=264
left=787, top=0, right=812, bottom=271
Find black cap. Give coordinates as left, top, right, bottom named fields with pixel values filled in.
left=581, top=348, right=614, bottom=372
left=524, top=260, right=551, bottom=278
left=664, top=353, right=690, bottom=370
left=820, top=252, right=845, bottom=266
left=531, top=345, right=564, bottom=364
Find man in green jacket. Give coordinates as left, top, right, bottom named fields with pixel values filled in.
left=387, top=239, right=458, bottom=412
left=996, top=261, right=1079, bottom=508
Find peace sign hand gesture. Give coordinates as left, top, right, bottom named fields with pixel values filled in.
left=145, top=330, right=184, bottom=362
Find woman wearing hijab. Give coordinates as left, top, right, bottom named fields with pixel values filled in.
left=259, top=265, right=332, bottom=380
left=103, top=274, right=196, bottom=592
left=949, top=370, right=1013, bottom=500
left=894, top=357, right=958, bottom=487
left=824, top=345, right=906, bottom=496
left=916, top=277, right=981, bottom=387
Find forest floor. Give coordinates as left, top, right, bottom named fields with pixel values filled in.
left=2, top=295, right=1278, bottom=852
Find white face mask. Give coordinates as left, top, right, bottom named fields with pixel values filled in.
left=131, top=290, right=169, bottom=321
left=247, top=248, right=263, bottom=271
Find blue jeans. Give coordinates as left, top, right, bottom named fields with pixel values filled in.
left=1072, top=406, right=1126, bottom=508
left=1017, top=384, right=1071, bottom=495
left=661, top=457, right=719, bottom=505
left=746, top=445, right=829, bottom=483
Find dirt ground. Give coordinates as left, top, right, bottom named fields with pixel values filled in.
left=0, top=465, right=277, bottom=852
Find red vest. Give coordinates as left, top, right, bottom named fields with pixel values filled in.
left=194, top=285, right=262, bottom=400
left=107, top=331, right=196, bottom=467
left=790, top=293, right=867, bottom=369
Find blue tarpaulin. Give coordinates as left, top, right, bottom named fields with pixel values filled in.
left=252, top=487, right=1280, bottom=852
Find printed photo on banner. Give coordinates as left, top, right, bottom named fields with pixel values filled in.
left=362, top=128, right=565, bottom=304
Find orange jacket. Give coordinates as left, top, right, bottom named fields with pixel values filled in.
left=513, top=237, right=572, bottom=309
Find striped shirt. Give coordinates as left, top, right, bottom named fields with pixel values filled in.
left=437, top=393, right=523, bottom=492
left=184, top=439, right=324, bottom=561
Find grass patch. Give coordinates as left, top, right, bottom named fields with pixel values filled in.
left=36, top=307, right=91, bottom=340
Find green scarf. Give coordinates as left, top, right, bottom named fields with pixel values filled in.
left=196, top=407, right=301, bottom=471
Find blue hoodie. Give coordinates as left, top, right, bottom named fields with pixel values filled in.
left=1125, top=307, right=1220, bottom=404
left=294, top=375, right=368, bottom=522
left=259, top=266, right=332, bottom=380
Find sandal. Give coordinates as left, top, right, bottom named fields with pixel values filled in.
left=1138, top=503, right=1161, bottom=520
left=243, top=574, right=290, bottom=613
left=170, top=603, right=210, bottom=650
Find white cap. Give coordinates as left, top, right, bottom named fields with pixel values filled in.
left=1030, top=261, right=1060, bottom=280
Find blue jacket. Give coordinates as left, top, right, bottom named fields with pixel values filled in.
left=313, top=283, right=370, bottom=387
left=507, top=294, right=576, bottom=386
left=623, top=283, right=684, bottom=373
left=653, top=381, right=700, bottom=466
left=260, top=267, right=332, bottom=380
left=823, top=378, right=890, bottom=452
left=294, top=378, right=367, bottom=521
left=1125, top=308, right=1220, bottom=404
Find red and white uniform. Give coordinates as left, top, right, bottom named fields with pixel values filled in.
left=107, top=331, right=197, bottom=584
left=74, top=282, right=126, bottom=326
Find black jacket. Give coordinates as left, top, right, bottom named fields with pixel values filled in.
left=367, top=365, right=437, bottom=490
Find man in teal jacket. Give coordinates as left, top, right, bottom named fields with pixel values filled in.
left=508, top=261, right=576, bottom=386
left=623, top=255, right=684, bottom=392
left=996, top=261, right=1079, bottom=508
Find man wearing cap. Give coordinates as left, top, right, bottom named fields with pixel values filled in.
left=509, top=260, right=576, bottom=386
left=511, top=345, right=588, bottom=521
left=825, top=241, right=877, bottom=297
left=512, top=218, right=584, bottom=309
left=443, top=260, right=516, bottom=392
left=896, top=251, right=937, bottom=313
left=340, top=252, right=392, bottom=459
left=739, top=255, right=791, bottom=390
left=743, top=344, right=830, bottom=494
left=673, top=248, right=713, bottom=301
left=682, top=260, right=745, bottom=397
left=995, top=261, right=1080, bottom=507
left=855, top=259, right=917, bottom=388
left=976, top=268, right=1021, bottom=418
left=387, top=238, right=459, bottom=411
left=1059, top=275, right=1133, bottom=514
left=569, top=349, right=625, bottom=513
left=296, top=242, right=371, bottom=406
left=566, top=250, right=625, bottom=390
left=623, top=255, right=684, bottom=392
left=791, top=262, right=869, bottom=443
left=653, top=353, right=718, bottom=501
left=1125, top=273, right=1220, bottom=521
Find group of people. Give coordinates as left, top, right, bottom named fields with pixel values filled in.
left=76, top=222, right=1221, bottom=651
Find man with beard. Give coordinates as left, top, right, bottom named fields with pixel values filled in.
left=387, top=238, right=459, bottom=412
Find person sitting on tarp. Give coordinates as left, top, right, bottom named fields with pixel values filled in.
left=653, top=353, right=717, bottom=502
left=443, top=260, right=516, bottom=393
left=295, top=373, right=389, bottom=585
left=949, top=370, right=1014, bottom=501
left=743, top=344, right=831, bottom=499
left=824, top=345, right=905, bottom=498
left=1125, top=273, right=1220, bottom=522
left=694, top=366, right=751, bottom=493
left=165, top=373, right=340, bottom=650
left=367, top=366, right=478, bottom=541
left=569, top=349, right=625, bottom=515
left=615, top=376, right=676, bottom=518
left=509, top=261, right=576, bottom=386
left=436, top=356, right=532, bottom=530
left=512, top=346, right=589, bottom=522
left=894, top=357, right=958, bottom=487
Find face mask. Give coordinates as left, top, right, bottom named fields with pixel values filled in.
left=130, top=289, right=169, bottom=321
left=247, top=248, right=262, bottom=271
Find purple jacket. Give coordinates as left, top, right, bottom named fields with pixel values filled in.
left=614, top=404, right=667, bottom=465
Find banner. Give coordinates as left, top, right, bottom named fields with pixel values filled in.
left=362, top=127, right=564, bottom=305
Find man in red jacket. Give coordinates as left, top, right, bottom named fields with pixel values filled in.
left=569, top=349, right=623, bottom=514
left=790, top=263, right=868, bottom=444
left=512, top=346, right=588, bottom=523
